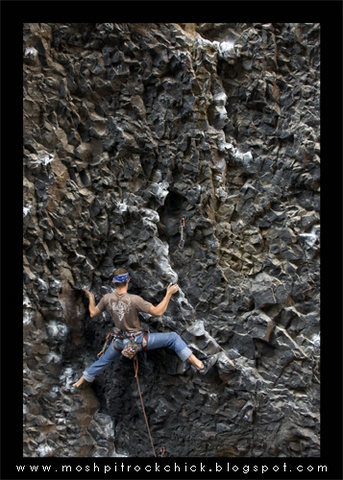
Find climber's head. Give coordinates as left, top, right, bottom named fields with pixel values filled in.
left=112, top=268, right=130, bottom=289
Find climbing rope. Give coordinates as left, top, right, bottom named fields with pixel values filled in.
left=178, top=217, right=185, bottom=250
left=133, top=356, right=157, bottom=457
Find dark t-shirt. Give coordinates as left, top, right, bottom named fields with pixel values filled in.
left=96, top=291, right=152, bottom=333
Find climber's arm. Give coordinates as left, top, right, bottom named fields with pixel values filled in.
left=83, top=289, right=101, bottom=318
left=149, top=283, right=179, bottom=317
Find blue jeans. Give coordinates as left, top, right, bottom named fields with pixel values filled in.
left=83, top=332, right=192, bottom=382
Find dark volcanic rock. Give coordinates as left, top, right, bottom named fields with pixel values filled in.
left=23, top=22, right=320, bottom=457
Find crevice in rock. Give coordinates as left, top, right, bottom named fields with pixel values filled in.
left=157, top=190, right=187, bottom=247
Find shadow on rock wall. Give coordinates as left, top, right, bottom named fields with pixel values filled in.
left=23, top=22, right=320, bottom=457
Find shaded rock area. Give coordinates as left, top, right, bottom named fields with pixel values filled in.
left=23, top=22, right=320, bottom=457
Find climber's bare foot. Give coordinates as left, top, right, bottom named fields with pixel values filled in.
left=72, top=376, right=86, bottom=388
left=196, top=360, right=205, bottom=370
left=187, top=354, right=204, bottom=370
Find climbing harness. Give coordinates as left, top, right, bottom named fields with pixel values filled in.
left=178, top=217, right=185, bottom=250
left=97, top=330, right=148, bottom=358
left=133, top=356, right=157, bottom=457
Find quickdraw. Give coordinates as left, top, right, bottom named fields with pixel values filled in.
left=97, top=332, right=114, bottom=357
left=178, top=217, right=185, bottom=250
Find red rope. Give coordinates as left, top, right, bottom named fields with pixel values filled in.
left=133, top=356, right=157, bottom=457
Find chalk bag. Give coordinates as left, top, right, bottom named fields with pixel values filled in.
left=121, top=341, right=140, bottom=359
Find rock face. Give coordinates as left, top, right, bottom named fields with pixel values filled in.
left=23, top=23, right=320, bottom=457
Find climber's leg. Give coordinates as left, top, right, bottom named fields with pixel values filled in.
left=73, top=341, right=121, bottom=387
left=145, top=332, right=204, bottom=369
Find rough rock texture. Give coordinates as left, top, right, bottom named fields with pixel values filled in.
left=23, top=23, right=320, bottom=457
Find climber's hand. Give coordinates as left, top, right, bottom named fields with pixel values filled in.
left=82, top=289, right=100, bottom=318
left=82, top=289, right=93, bottom=298
left=167, top=283, right=179, bottom=295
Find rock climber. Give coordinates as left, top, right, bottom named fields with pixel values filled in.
left=73, top=268, right=211, bottom=388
